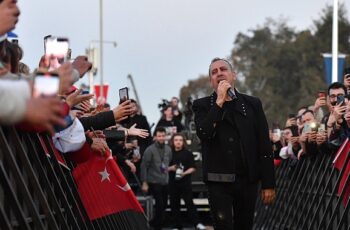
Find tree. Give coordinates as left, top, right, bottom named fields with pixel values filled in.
left=179, top=4, right=350, bottom=126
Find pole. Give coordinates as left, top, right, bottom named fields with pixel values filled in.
left=127, top=74, right=143, bottom=114
left=99, top=0, right=104, bottom=102
left=332, top=0, right=338, bottom=83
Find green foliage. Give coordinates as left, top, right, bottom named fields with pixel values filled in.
left=179, top=4, right=350, bottom=126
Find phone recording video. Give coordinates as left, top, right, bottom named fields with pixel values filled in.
left=119, top=87, right=129, bottom=103
left=318, top=91, right=326, bottom=98
left=288, top=114, right=296, bottom=119
left=337, top=95, right=346, bottom=106
left=44, top=36, right=69, bottom=69
left=33, top=72, right=60, bottom=98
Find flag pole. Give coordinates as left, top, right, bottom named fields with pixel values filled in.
left=332, top=0, right=338, bottom=83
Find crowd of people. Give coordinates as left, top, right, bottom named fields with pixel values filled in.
left=1, top=1, right=348, bottom=230
left=270, top=68, right=350, bottom=165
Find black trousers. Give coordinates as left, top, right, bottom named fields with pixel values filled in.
left=149, top=183, right=168, bottom=230
left=207, top=176, right=258, bottom=230
left=169, top=182, right=200, bottom=228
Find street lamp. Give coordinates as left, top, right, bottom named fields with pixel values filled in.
left=86, top=40, right=117, bottom=104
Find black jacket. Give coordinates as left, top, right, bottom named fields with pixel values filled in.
left=192, top=91, right=275, bottom=189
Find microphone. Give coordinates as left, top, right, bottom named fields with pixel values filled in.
left=227, top=88, right=237, bottom=100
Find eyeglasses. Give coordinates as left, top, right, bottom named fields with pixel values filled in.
left=329, top=94, right=345, bottom=99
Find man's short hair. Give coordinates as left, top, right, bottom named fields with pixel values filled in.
left=103, top=103, right=110, bottom=108
left=155, top=126, right=166, bottom=134
left=208, top=57, right=233, bottom=77
left=327, top=82, right=347, bottom=95
left=343, top=67, right=350, bottom=77
left=301, top=109, right=314, bottom=117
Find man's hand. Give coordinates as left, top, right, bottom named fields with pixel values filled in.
left=313, top=97, right=326, bottom=112
left=261, top=188, right=276, bottom=205
left=333, top=104, right=347, bottom=121
left=216, top=80, right=231, bottom=107
left=142, top=182, right=149, bottom=194
left=316, top=132, right=327, bottom=145
left=91, top=138, right=108, bottom=155
left=24, top=97, right=66, bottom=135
left=112, top=100, right=133, bottom=122
left=168, top=165, right=177, bottom=172
left=127, top=123, right=149, bottom=138
left=0, top=0, right=20, bottom=35
left=71, top=56, right=92, bottom=78
left=66, top=89, right=94, bottom=108
left=285, top=117, right=297, bottom=127
left=308, top=131, right=317, bottom=143
left=125, top=159, right=136, bottom=173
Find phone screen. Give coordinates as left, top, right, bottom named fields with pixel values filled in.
left=119, top=87, right=129, bottom=103
left=33, top=72, right=60, bottom=98
left=45, top=36, right=69, bottom=69
left=318, top=91, right=326, bottom=98
left=303, top=124, right=311, bottom=133
left=337, top=95, right=345, bottom=106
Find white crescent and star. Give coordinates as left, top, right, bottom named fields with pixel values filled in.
left=98, top=155, right=131, bottom=192
left=98, top=167, right=111, bottom=182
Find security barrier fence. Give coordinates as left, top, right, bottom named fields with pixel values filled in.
left=254, top=148, right=349, bottom=230
left=0, top=126, right=147, bottom=230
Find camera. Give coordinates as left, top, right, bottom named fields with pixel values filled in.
left=158, top=99, right=169, bottom=111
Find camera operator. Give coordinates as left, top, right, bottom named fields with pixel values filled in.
left=155, top=104, right=183, bottom=142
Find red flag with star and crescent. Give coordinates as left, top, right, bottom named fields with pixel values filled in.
left=72, top=149, right=144, bottom=220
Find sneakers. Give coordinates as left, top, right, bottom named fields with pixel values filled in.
left=196, top=223, right=206, bottom=230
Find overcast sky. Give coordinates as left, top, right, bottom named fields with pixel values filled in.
left=16, top=0, right=350, bottom=126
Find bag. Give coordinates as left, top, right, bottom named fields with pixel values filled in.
left=53, top=118, right=86, bottom=153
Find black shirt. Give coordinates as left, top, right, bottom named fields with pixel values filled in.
left=169, top=149, right=195, bottom=185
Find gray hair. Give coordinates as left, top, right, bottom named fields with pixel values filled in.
left=208, top=57, right=233, bottom=77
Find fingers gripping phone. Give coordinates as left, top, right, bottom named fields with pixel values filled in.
left=33, top=72, right=60, bottom=98
left=119, top=87, right=129, bottom=103
left=337, top=95, right=346, bottom=106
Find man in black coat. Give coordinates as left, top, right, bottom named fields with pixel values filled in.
left=192, top=58, right=276, bottom=230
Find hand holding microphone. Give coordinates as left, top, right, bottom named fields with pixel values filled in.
left=216, top=80, right=236, bottom=107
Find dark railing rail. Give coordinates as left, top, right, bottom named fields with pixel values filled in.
left=0, top=126, right=147, bottom=230
left=254, top=149, right=349, bottom=230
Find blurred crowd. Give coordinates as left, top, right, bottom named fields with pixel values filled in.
left=270, top=68, right=350, bottom=166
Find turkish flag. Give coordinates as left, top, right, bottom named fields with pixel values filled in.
left=72, top=149, right=144, bottom=220
left=94, top=84, right=109, bottom=105
left=333, top=138, right=350, bottom=206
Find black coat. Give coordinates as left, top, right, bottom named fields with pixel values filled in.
left=192, top=91, right=275, bottom=189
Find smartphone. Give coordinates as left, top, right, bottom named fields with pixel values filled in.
left=44, top=36, right=69, bottom=69
left=33, top=72, right=60, bottom=98
left=318, top=91, right=326, bottom=98
left=291, top=125, right=299, bottom=137
left=303, top=123, right=311, bottom=133
left=337, top=95, right=345, bottom=106
left=119, top=87, right=129, bottom=103
left=310, top=122, right=319, bottom=132
left=288, top=114, right=296, bottom=119
left=318, top=124, right=326, bottom=133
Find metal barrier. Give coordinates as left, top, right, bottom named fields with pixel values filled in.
left=254, top=150, right=349, bottom=230
left=0, top=126, right=148, bottom=230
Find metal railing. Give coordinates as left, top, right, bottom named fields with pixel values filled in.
left=0, top=126, right=147, bottom=230
left=254, top=149, right=349, bottom=230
